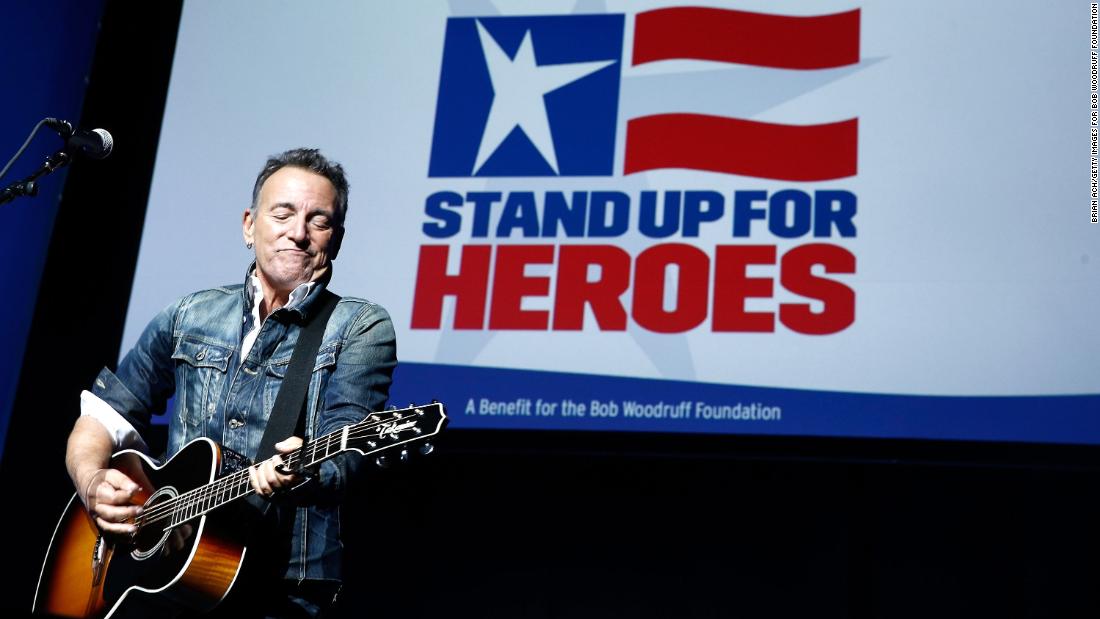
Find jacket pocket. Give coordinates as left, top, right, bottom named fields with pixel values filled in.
left=263, top=348, right=338, bottom=432
left=172, top=338, right=233, bottom=427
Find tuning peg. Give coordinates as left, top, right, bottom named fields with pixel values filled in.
left=374, top=455, right=390, bottom=469
left=399, top=449, right=409, bottom=463
left=418, top=442, right=434, bottom=456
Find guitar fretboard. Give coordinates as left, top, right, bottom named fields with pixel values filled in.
left=135, top=408, right=430, bottom=531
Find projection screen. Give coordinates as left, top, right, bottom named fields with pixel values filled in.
left=121, top=1, right=1100, bottom=444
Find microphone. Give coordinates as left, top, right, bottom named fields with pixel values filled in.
left=44, top=118, right=114, bottom=160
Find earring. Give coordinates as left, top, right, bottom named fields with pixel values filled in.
left=246, top=242, right=253, bottom=249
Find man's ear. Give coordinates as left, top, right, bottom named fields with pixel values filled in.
left=242, top=208, right=255, bottom=246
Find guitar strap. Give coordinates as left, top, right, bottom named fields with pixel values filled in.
left=255, top=288, right=341, bottom=462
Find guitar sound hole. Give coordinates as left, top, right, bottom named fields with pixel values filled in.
left=131, top=486, right=183, bottom=560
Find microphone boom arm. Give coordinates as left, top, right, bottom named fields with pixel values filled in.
left=0, top=149, right=72, bottom=207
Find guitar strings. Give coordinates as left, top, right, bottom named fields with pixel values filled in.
left=137, top=419, right=419, bottom=527
left=136, top=425, right=396, bottom=529
left=137, top=430, right=383, bottom=528
left=134, top=409, right=438, bottom=529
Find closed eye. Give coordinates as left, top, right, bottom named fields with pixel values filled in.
left=269, top=203, right=296, bottom=219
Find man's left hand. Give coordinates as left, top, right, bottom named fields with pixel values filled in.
left=248, top=436, right=303, bottom=498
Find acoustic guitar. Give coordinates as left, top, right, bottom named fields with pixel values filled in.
left=33, top=402, right=447, bottom=618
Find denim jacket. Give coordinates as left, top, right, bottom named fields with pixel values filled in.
left=91, top=266, right=396, bottom=581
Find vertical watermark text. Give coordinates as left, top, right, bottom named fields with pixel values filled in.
left=1091, top=4, right=1098, bottom=222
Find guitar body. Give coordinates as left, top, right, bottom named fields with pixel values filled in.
left=33, top=402, right=448, bottom=618
left=34, top=438, right=248, bottom=619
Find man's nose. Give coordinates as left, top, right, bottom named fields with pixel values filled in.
left=287, top=216, right=308, bottom=243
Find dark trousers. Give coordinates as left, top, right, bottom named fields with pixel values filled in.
left=200, top=577, right=342, bottom=619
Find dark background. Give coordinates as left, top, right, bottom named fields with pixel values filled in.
left=4, top=2, right=1098, bottom=617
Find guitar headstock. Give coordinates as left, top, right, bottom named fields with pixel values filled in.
left=342, top=402, right=448, bottom=463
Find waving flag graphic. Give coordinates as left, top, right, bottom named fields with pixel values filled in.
left=429, top=8, right=860, bottom=181
left=625, top=7, right=860, bottom=180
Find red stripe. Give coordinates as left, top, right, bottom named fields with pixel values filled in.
left=624, top=114, right=857, bottom=181
left=633, top=7, right=860, bottom=69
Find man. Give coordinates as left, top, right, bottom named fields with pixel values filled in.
left=64, top=148, right=396, bottom=617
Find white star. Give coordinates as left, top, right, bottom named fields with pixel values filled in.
left=473, top=20, right=615, bottom=174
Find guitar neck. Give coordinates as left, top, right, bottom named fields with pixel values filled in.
left=138, top=404, right=444, bottom=530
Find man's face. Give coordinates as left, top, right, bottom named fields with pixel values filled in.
left=243, top=166, right=343, bottom=296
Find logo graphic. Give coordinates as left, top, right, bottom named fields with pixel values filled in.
left=429, top=8, right=860, bottom=180
left=429, top=15, right=624, bottom=177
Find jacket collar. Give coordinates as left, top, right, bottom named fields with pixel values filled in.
left=242, top=261, right=333, bottom=323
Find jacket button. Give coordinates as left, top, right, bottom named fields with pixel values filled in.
left=207, top=402, right=216, bottom=413
left=229, top=418, right=244, bottom=429
left=196, top=349, right=207, bottom=361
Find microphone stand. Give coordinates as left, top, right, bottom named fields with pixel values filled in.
left=0, top=149, right=72, bottom=206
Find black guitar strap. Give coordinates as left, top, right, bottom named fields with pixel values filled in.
left=255, top=289, right=340, bottom=461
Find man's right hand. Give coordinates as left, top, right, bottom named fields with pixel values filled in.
left=79, top=467, right=143, bottom=535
